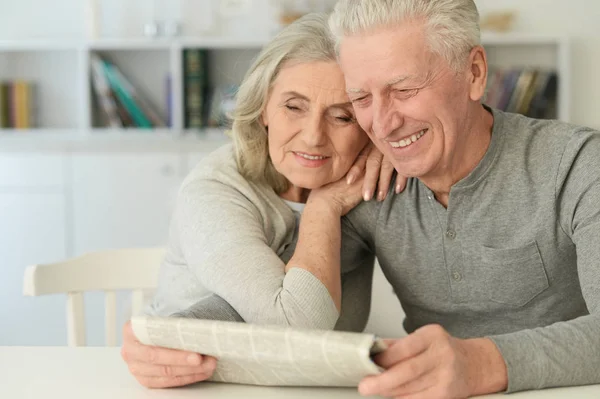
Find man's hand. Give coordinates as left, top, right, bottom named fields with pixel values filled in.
left=358, top=325, right=508, bottom=398
left=121, top=321, right=217, bottom=388
left=346, top=143, right=407, bottom=202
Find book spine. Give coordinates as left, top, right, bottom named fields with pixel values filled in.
left=184, top=49, right=206, bottom=129
left=20, top=81, right=31, bottom=129
left=110, top=89, right=135, bottom=127
left=111, top=67, right=166, bottom=127
left=8, top=83, right=16, bottom=128
left=0, top=82, right=6, bottom=128
left=166, top=74, right=172, bottom=128
left=101, top=61, right=153, bottom=129
left=90, top=54, right=123, bottom=128
left=28, top=82, right=37, bottom=128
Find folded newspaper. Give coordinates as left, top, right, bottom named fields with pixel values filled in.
left=131, top=316, right=388, bottom=387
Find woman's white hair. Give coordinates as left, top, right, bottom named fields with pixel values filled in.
left=328, top=0, right=481, bottom=71
left=231, top=13, right=337, bottom=194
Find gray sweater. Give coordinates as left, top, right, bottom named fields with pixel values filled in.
left=345, top=107, right=600, bottom=392
left=147, top=143, right=375, bottom=332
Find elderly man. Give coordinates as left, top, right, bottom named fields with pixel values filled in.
left=330, top=0, right=600, bottom=397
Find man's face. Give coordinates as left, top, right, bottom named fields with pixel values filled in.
left=338, top=22, right=477, bottom=180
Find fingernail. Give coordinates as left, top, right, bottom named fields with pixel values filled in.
left=363, top=190, right=372, bottom=201
left=187, top=353, right=201, bottom=366
left=377, top=191, right=385, bottom=202
left=395, top=183, right=403, bottom=194
left=347, top=173, right=355, bottom=185
left=202, top=358, right=217, bottom=373
left=358, top=380, right=375, bottom=396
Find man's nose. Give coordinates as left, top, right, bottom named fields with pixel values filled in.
left=372, top=97, right=403, bottom=140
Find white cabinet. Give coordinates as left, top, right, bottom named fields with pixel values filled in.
left=0, top=192, right=67, bottom=346
left=0, top=154, right=66, bottom=188
left=71, top=152, right=183, bottom=254
left=0, top=153, right=68, bottom=346
left=70, top=152, right=184, bottom=345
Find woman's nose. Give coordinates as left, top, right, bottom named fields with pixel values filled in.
left=300, top=115, right=327, bottom=147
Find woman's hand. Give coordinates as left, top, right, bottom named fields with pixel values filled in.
left=121, top=321, right=217, bottom=388
left=345, top=142, right=407, bottom=201
left=308, top=164, right=366, bottom=216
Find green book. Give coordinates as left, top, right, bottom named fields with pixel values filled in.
left=101, top=60, right=153, bottom=129
left=0, top=82, right=8, bottom=128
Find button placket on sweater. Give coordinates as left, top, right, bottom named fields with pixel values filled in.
left=444, top=194, right=468, bottom=303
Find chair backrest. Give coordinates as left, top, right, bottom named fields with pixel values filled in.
left=23, top=248, right=165, bottom=347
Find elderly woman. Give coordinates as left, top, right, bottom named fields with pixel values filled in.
left=120, top=13, right=398, bottom=389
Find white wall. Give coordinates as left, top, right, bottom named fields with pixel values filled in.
left=2, top=0, right=598, bottom=128
left=0, top=0, right=278, bottom=41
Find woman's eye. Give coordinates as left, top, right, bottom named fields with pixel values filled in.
left=335, top=116, right=353, bottom=123
left=330, top=113, right=355, bottom=124
left=285, top=104, right=302, bottom=112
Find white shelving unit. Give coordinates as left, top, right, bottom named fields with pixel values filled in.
left=481, top=32, right=570, bottom=122
left=0, top=32, right=571, bottom=137
left=0, top=37, right=265, bottom=137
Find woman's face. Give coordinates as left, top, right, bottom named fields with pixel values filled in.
left=262, top=61, right=368, bottom=194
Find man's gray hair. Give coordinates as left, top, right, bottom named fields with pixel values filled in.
left=231, top=13, right=337, bottom=194
left=328, top=0, right=481, bottom=71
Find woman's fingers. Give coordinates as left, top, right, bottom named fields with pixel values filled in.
left=122, top=321, right=203, bottom=367
left=346, top=143, right=371, bottom=185
left=362, top=147, right=384, bottom=201
left=127, top=358, right=216, bottom=378
left=135, top=373, right=213, bottom=389
left=121, top=321, right=217, bottom=389
left=376, top=158, right=396, bottom=201
left=395, top=174, right=408, bottom=194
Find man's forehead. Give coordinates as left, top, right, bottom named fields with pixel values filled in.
left=345, top=72, right=424, bottom=93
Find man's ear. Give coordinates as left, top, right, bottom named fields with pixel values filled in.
left=468, top=45, right=488, bottom=102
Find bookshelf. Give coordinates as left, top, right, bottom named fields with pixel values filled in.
left=481, top=33, right=570, bottom=122
left=0, top=33, right=571, bottom=136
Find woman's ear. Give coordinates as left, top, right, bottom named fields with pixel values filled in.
left=260, top=111, right=268, bottom=127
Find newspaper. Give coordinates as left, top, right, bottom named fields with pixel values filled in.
left=131, top=316, right=388, bottom=387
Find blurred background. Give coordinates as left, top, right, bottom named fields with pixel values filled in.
left=1, top=0, right=598, bottom=347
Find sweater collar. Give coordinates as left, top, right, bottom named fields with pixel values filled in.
left=452, top=105, right=506, bottom=190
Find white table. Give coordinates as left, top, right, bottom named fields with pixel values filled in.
left=1, top=347, right=599, bottom=399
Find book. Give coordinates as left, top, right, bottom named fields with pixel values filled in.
left=184, top=49, right=209, bottom=129
left=528, top=71, right=558, bottom=119
left=90, top=54, right=123, bottom=128
left=111, top=66, right=166, bottom=128
left=166, top=74, right=172, bottom=128
left=0, top=82, right=8, bottom=128
left=484, top=67, right=558, bottom=119
left=0, top=81, right=36, bottom=129
left=100, top=60, right=153, bottom=129
left=131, top=315, right=387, bottom=387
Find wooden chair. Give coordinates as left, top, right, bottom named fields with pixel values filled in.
left=23, top=248, right=165, bottom=347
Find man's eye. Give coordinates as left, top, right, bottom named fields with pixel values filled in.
left=351, top=96, right=369, bottom=106
left=396, top=89, right=419, bottom=97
